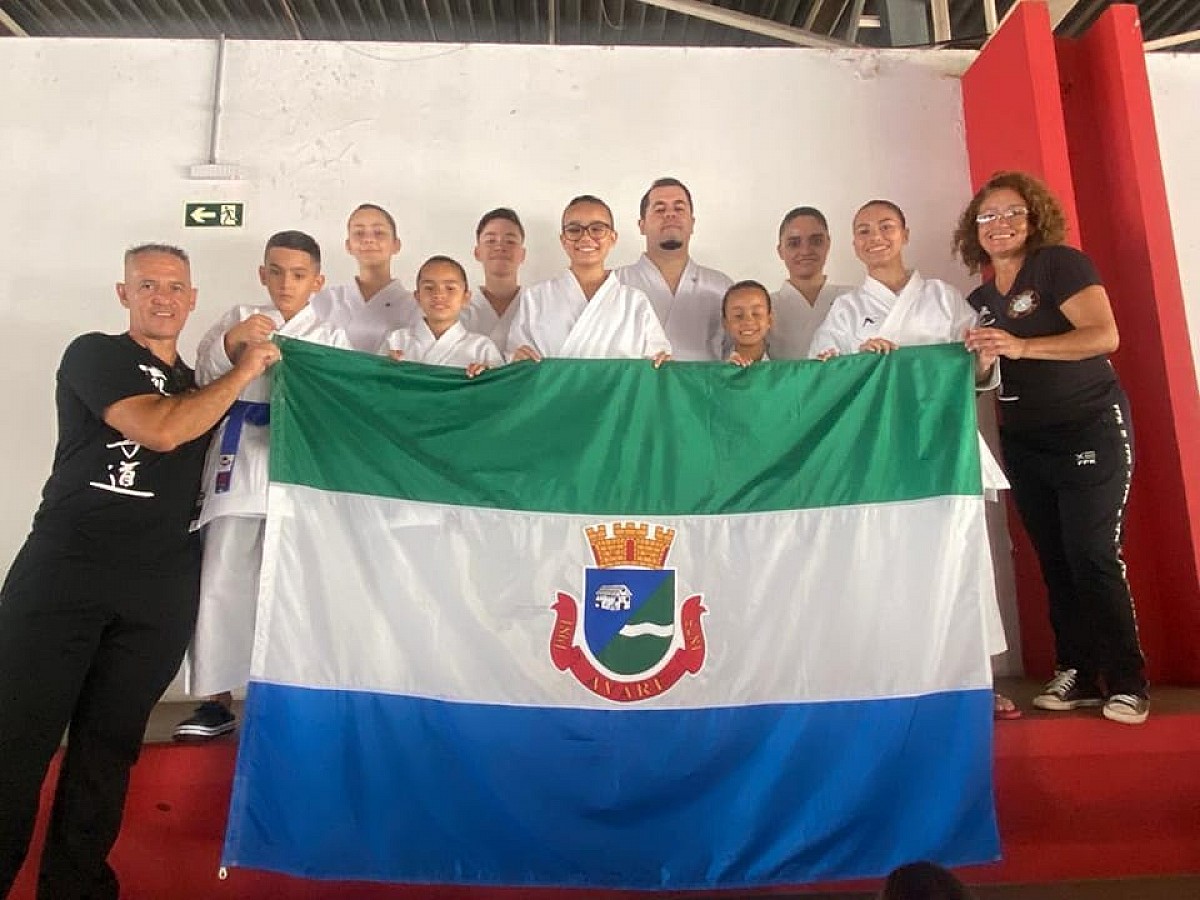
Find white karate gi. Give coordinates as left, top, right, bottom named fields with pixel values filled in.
left=460, top=290, right=521, bottom=355
left=311, top=279, right=420, bottom=351
left=769, top=280, right=854, bottom=361
left=807, top=272, right=981, bottom=359
left=185, top=304, right=350, bottom=696
left=616, top=254, right=731, bottom=361
left=807, top=272, right=1008, bottom=655
left=379, top=320, right=504, bottom=368
left=506, top=271, right=672, bottom=360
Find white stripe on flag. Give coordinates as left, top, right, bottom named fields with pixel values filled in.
left=253, top=484, right=994, bottom=709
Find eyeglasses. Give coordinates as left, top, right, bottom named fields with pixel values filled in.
left=975, top=207, right=1029, bottom=225
left=562, top=222, right=612, bottom=242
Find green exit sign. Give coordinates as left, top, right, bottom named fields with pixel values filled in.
left=185, top=202, right=244, bottom=227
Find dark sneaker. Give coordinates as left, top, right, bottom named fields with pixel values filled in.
left=1103, top=692, right=1150, bottom=725
left=1032, top=669, right=1104, bottom=711
left=172, top=701, right=236, bottom=741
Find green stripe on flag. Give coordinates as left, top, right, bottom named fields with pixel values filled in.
left=270, top=339, right=981, bottom=514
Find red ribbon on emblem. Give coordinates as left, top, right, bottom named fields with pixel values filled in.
left=550, top=593, right=706, bottom=702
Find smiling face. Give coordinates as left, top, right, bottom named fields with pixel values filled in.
left=723, top=285, right=774, bottom=351
left=345, top=207, right=401, bottom=267
left=852, top=203, right=909, bottom=271
left=777, top=214, right=831, bottom=283
left=560, top=201, right=617, bottom=269
left=975, top=186, right=1031, bottom=263
left=116, top=251, right=197, bottom=346
left=415, top=259, right=470, bottom=330
left=259, top=247, right=325, bottom=320
left=639, top=184, right=694, bottom=253
left=474, top=218, right=526, bottom=279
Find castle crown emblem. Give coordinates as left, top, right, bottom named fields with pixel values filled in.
left=585, top=522, right=676, bottom=569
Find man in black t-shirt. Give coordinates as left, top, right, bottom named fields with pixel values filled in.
left=0, top=244, right=281, bottom=900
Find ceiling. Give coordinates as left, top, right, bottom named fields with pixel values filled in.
left=1, top=1, right=1197, bottom=51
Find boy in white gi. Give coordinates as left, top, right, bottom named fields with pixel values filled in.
left=174, top=231, right=351, bottom=740
left=508, top=195, right=671, bottom=366
left=460, top=208, right=527, bottom=355
left=723, top=280, right=775, bottom=367
left=311, top=203, right=420, bottom=351
left=379, top=256, right=503, bottom=376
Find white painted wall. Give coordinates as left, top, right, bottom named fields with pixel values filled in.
left=1147, top=53, right=1200, bottom=376
left=1, top=39, right=1039, bottom=689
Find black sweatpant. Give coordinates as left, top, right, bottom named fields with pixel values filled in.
left=0, top=538, right=200, bottom=900
left=1000, top=398, right=1146, bottom=695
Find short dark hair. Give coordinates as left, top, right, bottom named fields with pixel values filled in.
left=125, top=243, right=189, bottom=266
left=416, top=254, right=469, bottom=287
left=349, top=203, right=398, bottom=236
left=778, top=206, right=829, bottom=238
left=265, top=230, right=321, bottom=268
left=952, top=170, right=1068, bottom=274
left=475, top=207, right=525, bottom=240
left=856, top=199, right=907, bottom=228
left=879, top=861, right=975, bottom=900
left=563, top=194, right=614, bottom=226
left=639, top=177, right=694, bottom=219
left=721, top=279, right=772, bottom=316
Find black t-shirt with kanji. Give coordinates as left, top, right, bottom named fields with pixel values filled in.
left=966, top=244, right=1122, bottom=433
left=29, top=332, right=210, bottom=572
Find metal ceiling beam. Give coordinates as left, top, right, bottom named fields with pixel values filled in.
left=635, top=0, right=855, bottom=48
left=1046, top=0, right=1081, bottom=29
left=1145, top=28, right=1200, bottom=51
left=879, top=0, right=928, bottom=46
left=0, top=6, right=30, bottom=35
left=930, top=0, right=950, bottom=43
left=803, top=0, right=849, bottom=34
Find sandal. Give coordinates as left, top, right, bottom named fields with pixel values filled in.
left=994, top=692, right=1022, bottom=720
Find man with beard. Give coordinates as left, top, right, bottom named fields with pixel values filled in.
left=616, top=177, right=732, bottom=360
left=460, top=208, right=527, bottom=356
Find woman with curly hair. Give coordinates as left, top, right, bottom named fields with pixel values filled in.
left=956, top=171, right=1147, bottom=724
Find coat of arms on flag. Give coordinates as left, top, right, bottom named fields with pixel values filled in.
left=550, top=521, right=706, bottom=701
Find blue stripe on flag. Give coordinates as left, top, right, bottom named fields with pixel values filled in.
left=223, top=683, right=999, bottom=888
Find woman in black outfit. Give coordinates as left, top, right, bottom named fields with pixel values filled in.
left=953, top=171, right=1148, bottom=725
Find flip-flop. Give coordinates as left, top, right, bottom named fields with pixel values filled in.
left=994, top=692, right=1023, bottom=720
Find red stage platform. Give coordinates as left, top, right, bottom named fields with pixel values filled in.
left=10, top=688, right=1200, bottom=900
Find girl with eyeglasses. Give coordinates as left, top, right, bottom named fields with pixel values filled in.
left=955, top=171, right=1147, bottom=725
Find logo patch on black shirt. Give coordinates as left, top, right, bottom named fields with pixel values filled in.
left=1007, top=289, right=1040, bottom=319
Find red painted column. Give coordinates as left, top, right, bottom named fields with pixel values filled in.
left=960, top=2, right=1072, bottom=678
left=960, top=2, right=1078, bottom=230
left=1055, top=5, right=1200, bottom=683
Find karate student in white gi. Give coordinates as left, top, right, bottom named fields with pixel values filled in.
left=723, top=280, right=775, bottom=367
left=616, top=177, right=732, bottom=360
left=379, top=255, right=503, bottom=376
left=174, top=231, right=351, bottom=740
left=310, top=203, right=420, bottom=351
left=808, top=200, right=1017, bottom=720
left=508, top=195, right=671, bottom=366
left=770, top=206, right=854, bottom=359
left=460, top=208, right=527, bottom=355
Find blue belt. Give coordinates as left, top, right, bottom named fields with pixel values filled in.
left=214, top=400, right=270, bottom=494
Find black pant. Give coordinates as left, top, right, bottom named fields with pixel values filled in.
left=0, top=539, right=199, bottom=900
left=1001, top=398, right=1146, bottom=695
